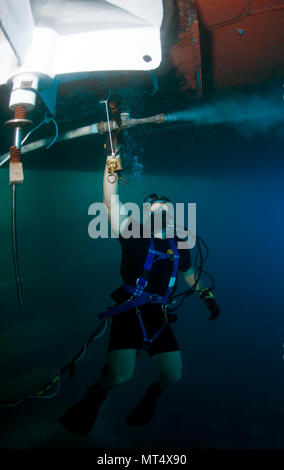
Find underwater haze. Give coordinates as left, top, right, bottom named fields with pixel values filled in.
left=0, top=83, right=284, bottom=449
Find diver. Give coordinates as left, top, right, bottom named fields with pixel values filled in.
left=59, top=153, right=220, bottom=436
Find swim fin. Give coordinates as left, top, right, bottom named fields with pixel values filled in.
left=59, top=382, right=108, bottom=436
left=126, top=382, right=164, bottom=426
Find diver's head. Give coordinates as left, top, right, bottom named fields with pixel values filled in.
left=143, top=193, right=171, bottom=208
left=143, top=193, right=174, bottom=238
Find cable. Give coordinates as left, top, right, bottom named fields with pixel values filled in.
left=168, top=234, right=214, bottom=312
left=11, top=184, right=24, bottom=307
left=46, top=118, right=58, bottom=150
left=100, top=90, right=114, bottom=156
left=0, top=114, right=59, bottom=168
left=21, top=112, right=58, bottom=149
left=208, top=0, right=252, bottom=31
left=21, top=121, right=44, bottom=146
left=1, top=232, right=215, bottom=405
left=0, top=319, right=108, bottom=407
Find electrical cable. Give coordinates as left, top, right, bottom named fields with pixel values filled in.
left=100, top=90, right=114, bottom=156
left=0, top=113, right=59, bottom=170
left=11, top=184, right=24, bottom=307
left=0, top=230, right=215, bottom=406
left=0, top=319, right=108, bottom=407
left=21, top=112, right=58, bottom=149
left=168, top=234, right=214, bottom=312
left=208, top=0, right=252, bottom=31
left=2, top=212, right=215, bottom=406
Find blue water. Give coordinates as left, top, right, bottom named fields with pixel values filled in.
left=0, top=88, right=283, bottom=449
left=164, top=92, right=284, bottom=138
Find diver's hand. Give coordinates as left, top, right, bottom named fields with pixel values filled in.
left=204, top=297, right=220, bottom=321
left=198, top=289, right=220, bottom=321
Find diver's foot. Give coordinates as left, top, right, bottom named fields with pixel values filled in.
left=59, top=382, right=108, bottom=436
left=126, top=382, right=164, bottom=426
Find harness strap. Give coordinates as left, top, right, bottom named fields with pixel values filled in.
left=131, top=238, right=179, bottom=298
left=98, top=294, right=155, bottom=320
left=98, top=238, right=180, bottom=348
left=122, top=283, right=167, bottom=304
left=135, top=307, right=169, bottom=350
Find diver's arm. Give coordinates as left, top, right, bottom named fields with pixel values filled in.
left=103, top=156, right=127, bottom=235
left=103, top=156, right=118, bottom=211
left=182, top=267, right=220, bottom=320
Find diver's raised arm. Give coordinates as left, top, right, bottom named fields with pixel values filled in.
left=103, top=156, right=118, bottom=211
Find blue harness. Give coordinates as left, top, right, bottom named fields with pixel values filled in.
left=98, top=238, right=179, bottom=349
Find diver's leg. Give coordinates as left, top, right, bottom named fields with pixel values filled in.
left=59, top=349, right=137, bottom=435
left=152, top=350, right=183, bottom=389
left=98, top=348, right=137, bottom=388
left=126, top=350, right=182, bottom=426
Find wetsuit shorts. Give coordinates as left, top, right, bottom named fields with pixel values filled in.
left=107, top=304, right=180, bottom=357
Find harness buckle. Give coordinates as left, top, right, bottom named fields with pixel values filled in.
left=136, top=277, right=147, bottom=288
left=150, top=294, right=161, bottom=303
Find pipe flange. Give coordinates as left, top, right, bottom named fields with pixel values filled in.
left=5, top=118, right=33, bottom=128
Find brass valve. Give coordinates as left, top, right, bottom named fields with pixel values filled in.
left=106, top=155, right=123, bottom=183
left=107, top=155, right=123, bottom=175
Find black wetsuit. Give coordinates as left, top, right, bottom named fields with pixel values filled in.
left=107, top=224, right=192, bottom=356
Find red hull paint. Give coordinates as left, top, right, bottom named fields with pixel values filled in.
left=169, top=0, right=284, bottom=94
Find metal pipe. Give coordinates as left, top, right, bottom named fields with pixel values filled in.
left=119, top=114, right=164, bottom=129
left=14, top=127, right=21, bottom=148
left=0, top=113, right=165, bottom=166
